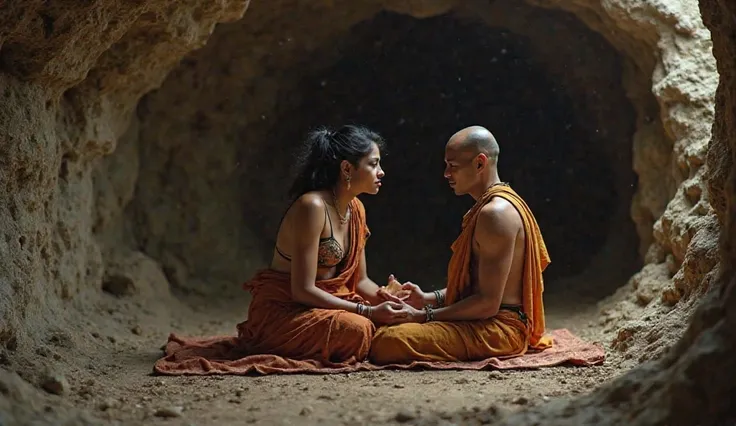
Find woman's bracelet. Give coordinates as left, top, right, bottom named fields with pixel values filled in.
left=433, top=290, right=445, bottom=307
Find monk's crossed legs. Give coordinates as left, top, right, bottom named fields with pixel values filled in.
left=368, top=314, right=528, bottom=364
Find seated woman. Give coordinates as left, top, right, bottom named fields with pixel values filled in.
left=155, top=126, right=409, bottom=375
left=238, top=126, right=406, bottom=363
left=234, top=124, right=409, bottom=364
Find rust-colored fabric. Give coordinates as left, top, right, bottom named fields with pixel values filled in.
left=154, top=328, right=602, bottom=376
left=445, top=184, right=553, bottom=351
left=369, top=310, right=528, bottom=364
left=153, top=198, right=375, bottom=375
left=366, top=185, right=551, bottom=365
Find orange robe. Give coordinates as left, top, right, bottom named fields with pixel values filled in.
left=154, top=198, right=374, bottom=375
left=369, top=184, right=552, bottom=365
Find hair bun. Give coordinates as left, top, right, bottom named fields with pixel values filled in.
left=288, top=124, right=384, bottom=197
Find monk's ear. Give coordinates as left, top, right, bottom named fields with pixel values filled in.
left=475, top=153, right=488, bottom=171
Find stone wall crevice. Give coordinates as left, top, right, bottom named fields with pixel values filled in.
left=0, top=0, right=251, bottom=354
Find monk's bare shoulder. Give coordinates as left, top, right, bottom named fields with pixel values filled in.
left=476, top=198, right=521, bottom=242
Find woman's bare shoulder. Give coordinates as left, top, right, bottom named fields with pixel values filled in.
left=283, top=192, right=327, bottom=227
left=291, top=191, right=326, bottom=211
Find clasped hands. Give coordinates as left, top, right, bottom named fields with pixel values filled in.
left=370, top=274, right=433, bottom=325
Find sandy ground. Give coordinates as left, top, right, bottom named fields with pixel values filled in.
left=0, top=282, right=633, bottom=426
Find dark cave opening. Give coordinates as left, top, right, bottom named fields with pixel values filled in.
left=243, top=11, right=637, bottom=294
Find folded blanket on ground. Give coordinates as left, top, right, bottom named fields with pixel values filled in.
left=153, top=328, right=604, bottom=376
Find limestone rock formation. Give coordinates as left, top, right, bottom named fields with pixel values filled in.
left=0, top=0, right=250, bottom=356
left=0, top=0, right=734, bottom=424
left=496, top=0, right=736, bottom=423
left=529, top=0, right=719, bottom=362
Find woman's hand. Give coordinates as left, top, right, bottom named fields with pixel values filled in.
left=376, top=274, right=410, bottom=303
left=370, top=301, right=410, bottom=325
left=376, top=287, right=405, bottom=304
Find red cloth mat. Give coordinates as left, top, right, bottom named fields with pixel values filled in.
left=153, top=328, right=604, bottom=376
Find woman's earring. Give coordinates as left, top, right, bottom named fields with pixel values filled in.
left=346, top=175, right=351, bottom=191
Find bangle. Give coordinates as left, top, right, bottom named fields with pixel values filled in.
left=423, top=305, right=435, bottom=322
left=433, top=290, right=445, bottom=307
left=356, top=302, right=372, bottom=319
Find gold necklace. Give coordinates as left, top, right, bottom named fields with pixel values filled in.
left=332, top=190, right=350, bottom=225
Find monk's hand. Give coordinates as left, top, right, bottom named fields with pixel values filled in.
left=371, top=301, right=410, bottom=325
left=399, top=282, right=431, bottom=310
left=376, top=288, right=404, bottom=304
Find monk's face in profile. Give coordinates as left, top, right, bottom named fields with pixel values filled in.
left=443, top=144, right=481, bottom=196
left=345, top=142, right=385, bottom=195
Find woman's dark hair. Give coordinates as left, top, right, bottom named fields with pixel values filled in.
left=289, top=125, right=385, bottom=197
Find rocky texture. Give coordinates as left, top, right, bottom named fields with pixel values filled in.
left=529, top=0, right=717, bottom=259
left=0, top=0, right=250, bottom=356
left=0, top=0, right=732, bottom=424
left=127, top=1, right=382, bottom=295
left=484, top=0, right=735, bottom=424
left=530, top=0, right=719, bottom=364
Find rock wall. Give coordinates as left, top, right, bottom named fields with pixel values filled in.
left=126, top=1, right=384, bottom=295
left=534, top=0, right=718, bottom=291
left=529, top=0, right=719, bottom=362
left=495, top=0, right=736, bottom=423
left=0, top=0, right=731, bottom=424
left=0, top=0, right=719, bottom=371
left=0, top=0, right=250, bottom=352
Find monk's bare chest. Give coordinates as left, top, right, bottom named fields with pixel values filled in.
left=469, top=229, right=526, bottom=295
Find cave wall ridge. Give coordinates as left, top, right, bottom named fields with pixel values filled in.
left=497, top=0, right=736, bottom=423
left=513, top=0, right=719, bottom=362
left=532, top=0, right=718, bottom=280
left=0, top=0, right=250, bottom=352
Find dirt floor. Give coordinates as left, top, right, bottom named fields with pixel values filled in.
left=0, top=278, right=634, bottom=426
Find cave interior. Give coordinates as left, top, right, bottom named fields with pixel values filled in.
left=131, top=5, right=642, bottom=305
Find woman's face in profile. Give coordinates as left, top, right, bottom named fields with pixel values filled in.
left=349, top=143, right=385, bottom=195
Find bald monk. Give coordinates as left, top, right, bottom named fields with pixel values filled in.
left=369, top=125, right=552, bottom=364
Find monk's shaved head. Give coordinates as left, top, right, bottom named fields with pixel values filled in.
left=444, top=126, right=502, bottom=197
left=447, top=125, right=500, bottom=161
